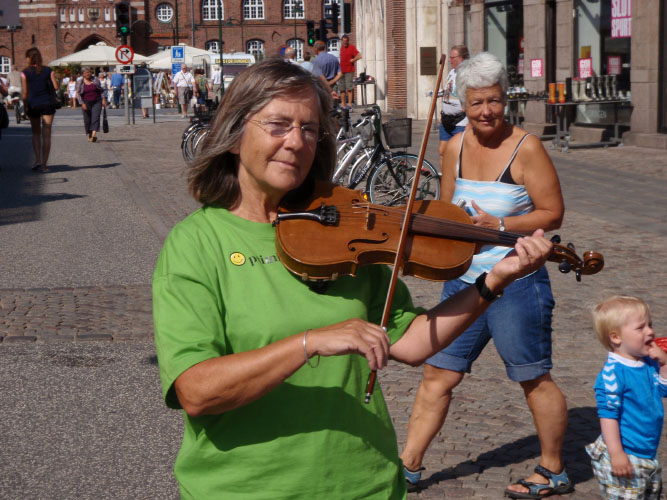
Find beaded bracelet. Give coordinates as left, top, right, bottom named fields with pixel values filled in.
left=302, top=330, right=321, bottom=368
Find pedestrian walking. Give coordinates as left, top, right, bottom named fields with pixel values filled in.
left=586, top=296, right=667, bottom=500
left=338, top=35, right=362, bottom=109
left=21, top=47, right=58, bottom=172
left=173, top=64, right=194, bottom=118
left=76, top=67, right=107, bottom=143
left=110, top=69, right=123, bottom=109
left=152, top=58, right=553, bottom=500
left=438, top=45, right=469, bottom=163
left=400, top=52, right=571, bottom=500
left=194, top=68, right=209, bottom=108
left=68, top=74, right=78, bottom=109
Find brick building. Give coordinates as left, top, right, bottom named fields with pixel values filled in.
left=0, top=0, right=352, bottom=72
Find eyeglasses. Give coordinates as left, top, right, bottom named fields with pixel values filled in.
left=246, top=119, right=326, bottom=143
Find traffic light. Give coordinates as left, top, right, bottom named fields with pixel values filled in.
left=115, top=1, right=131, bottom=39
left=306, top=20, right=315, bottom=46
left=344, top=3, right=351, bottom=33
left=324, top=2, right=339, bottom=32
left=319, top=19, right=327, bottom=41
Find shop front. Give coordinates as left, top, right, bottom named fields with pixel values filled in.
left=447, top=0, right=666, bottom=149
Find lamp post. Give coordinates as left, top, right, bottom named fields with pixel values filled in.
left=217, top=0, right=224, bottom=96
left=7, top=26, right=18, bottom=62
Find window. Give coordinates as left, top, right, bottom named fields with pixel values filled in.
left=104, top=7, right=111, bottom=21
left=156, top=3, right=174, bottom=22
left=70, top=8, right=76, bottom=21
left=283, top=0, right=304, bottom=19
left=246, top=39, right=265, bottom=60
left=327, top=38, right=339, bottom=52
left=0, top=57, right=10, bottom=74
left=484, top=0, right=523, bottom=86
left=206, top=40, right=221, bottom=53
left=78, top=7, right=85, bottom=21
left=287, top=39, right=304, bottom=60
left=202, top=0, right=223, bottom=21
left=243, top=0, right=264, bottom=20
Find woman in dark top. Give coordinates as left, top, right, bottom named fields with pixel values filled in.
left=21, top=47, right=58, bottom=172
left=76, top=67, right=107, bottom=143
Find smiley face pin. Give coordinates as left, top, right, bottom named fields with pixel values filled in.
left=229, top=252, right=246, bottom=266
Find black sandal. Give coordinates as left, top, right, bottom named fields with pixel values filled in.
left=504, top=465, right=573, bottom=499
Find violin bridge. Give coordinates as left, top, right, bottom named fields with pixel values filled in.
left=365, top=205, right=375, bottom=230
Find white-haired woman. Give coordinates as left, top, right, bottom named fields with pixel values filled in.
left=401, top=52, right=570, bottom=500
left=151, top=58, right=553, bottom=499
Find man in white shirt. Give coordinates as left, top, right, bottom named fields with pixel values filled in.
left=211, top=66, right=222, bottom=104
left=173, top=64, right=195, bottom=118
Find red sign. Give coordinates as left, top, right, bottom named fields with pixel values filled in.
left=115, top=45, right=135, bottom=64
left=607, top=56, right=622, bottom=75
left=530, top=59, right=544, bottom=78
left=578, top=58, right=593, bottom=79
left=611, top=0, right=631, bottom=38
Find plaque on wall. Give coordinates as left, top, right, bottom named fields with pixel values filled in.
left=420, top=47, right=437, bottom=76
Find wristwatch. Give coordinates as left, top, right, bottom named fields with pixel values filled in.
left=474, top=272, right=503, bottom=303
left=498, top=217, right=506, bottom=232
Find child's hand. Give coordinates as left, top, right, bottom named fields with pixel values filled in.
left=648, top=341, right=667, bottom=366
left=610, top=450, right=634, bottom=478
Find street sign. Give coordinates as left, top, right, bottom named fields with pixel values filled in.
left=115, top=45, right=135, bottom=64
left=133, top=67, right=152, bottom=98
left=171, top=46, right=184, bottom=63
left=172, top=63, right=182, bottom=76
left=117, top=64, right=136, bottom=74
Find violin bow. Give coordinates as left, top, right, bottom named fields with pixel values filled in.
left=365, top=54, right=447, bottom=403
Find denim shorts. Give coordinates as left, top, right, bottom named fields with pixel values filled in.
left=439, top=123, right=465, bottom=141
left=426, top=266, right=555, bottom=382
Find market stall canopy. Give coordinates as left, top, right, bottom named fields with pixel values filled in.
left=146, top=45, right=216, bottom=69
left=49, top=42, right=149, bottom=67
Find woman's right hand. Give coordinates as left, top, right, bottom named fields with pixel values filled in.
left=305, top=319, right=391, bottom=370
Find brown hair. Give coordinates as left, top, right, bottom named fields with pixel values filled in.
left=592, top=296, right=651, bottom=351
left=25, top=47, right=43, bottom=73
left=188, top=58, right=335, bottom=209
left=452, top=45, right=470, bottom=60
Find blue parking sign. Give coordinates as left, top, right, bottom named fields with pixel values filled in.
left=171, top=46, right=184, bottom=62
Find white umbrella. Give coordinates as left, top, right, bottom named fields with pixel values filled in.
left=146, top=45, right=216, bottom=70
left=49, top=42, right=149, bottom=67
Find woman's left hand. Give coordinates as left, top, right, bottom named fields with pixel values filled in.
left=470, top=200, right=501, bottom=229
left=486, top=229, right=552, bottom=290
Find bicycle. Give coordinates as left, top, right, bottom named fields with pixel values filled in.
left=339, top=107, right=440, bottom=205
left=181, top=101, right=216, bottom=162
left=9, top=92, right=24, bottom=124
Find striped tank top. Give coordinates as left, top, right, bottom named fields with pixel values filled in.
left=453, top=130, right=535, bottom=283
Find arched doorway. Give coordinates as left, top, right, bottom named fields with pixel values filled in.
left=75, top=35, right=112, bottom=52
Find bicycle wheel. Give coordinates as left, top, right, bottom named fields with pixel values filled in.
left=366, top=153, right=441, bottom=206
left=191, top=127, right=210, bottom=158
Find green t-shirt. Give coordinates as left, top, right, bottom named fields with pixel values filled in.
left=153, top=206, right=422, bottom=500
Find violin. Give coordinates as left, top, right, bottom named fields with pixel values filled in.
left=274, top=181, right=604, bottom=283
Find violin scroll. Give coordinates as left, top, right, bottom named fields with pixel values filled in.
left=549, top=235, right=604, bottom=282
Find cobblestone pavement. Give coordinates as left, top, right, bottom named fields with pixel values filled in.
left=0, top=108, right=666, bottom=499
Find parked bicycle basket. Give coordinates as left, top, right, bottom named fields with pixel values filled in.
left=382, top=118, right=412, bottom=149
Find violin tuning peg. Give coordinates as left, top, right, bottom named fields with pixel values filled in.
left=550, top=235, right=561, bottom=244
left=567, top=242, right=576, bottom=252
left=558, top=261, right=572, bottom=274
left=576, top=270, right=582, bottom=282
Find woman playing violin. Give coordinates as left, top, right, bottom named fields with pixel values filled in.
left=152, top=58, right=552, bottom=500
left=401, top=52, right=571, bottom=499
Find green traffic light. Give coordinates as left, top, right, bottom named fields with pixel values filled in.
left=120, top=26, right=129, bottom=34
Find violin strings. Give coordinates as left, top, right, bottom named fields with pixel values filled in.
left=329, top=203, right=520, bottom=247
